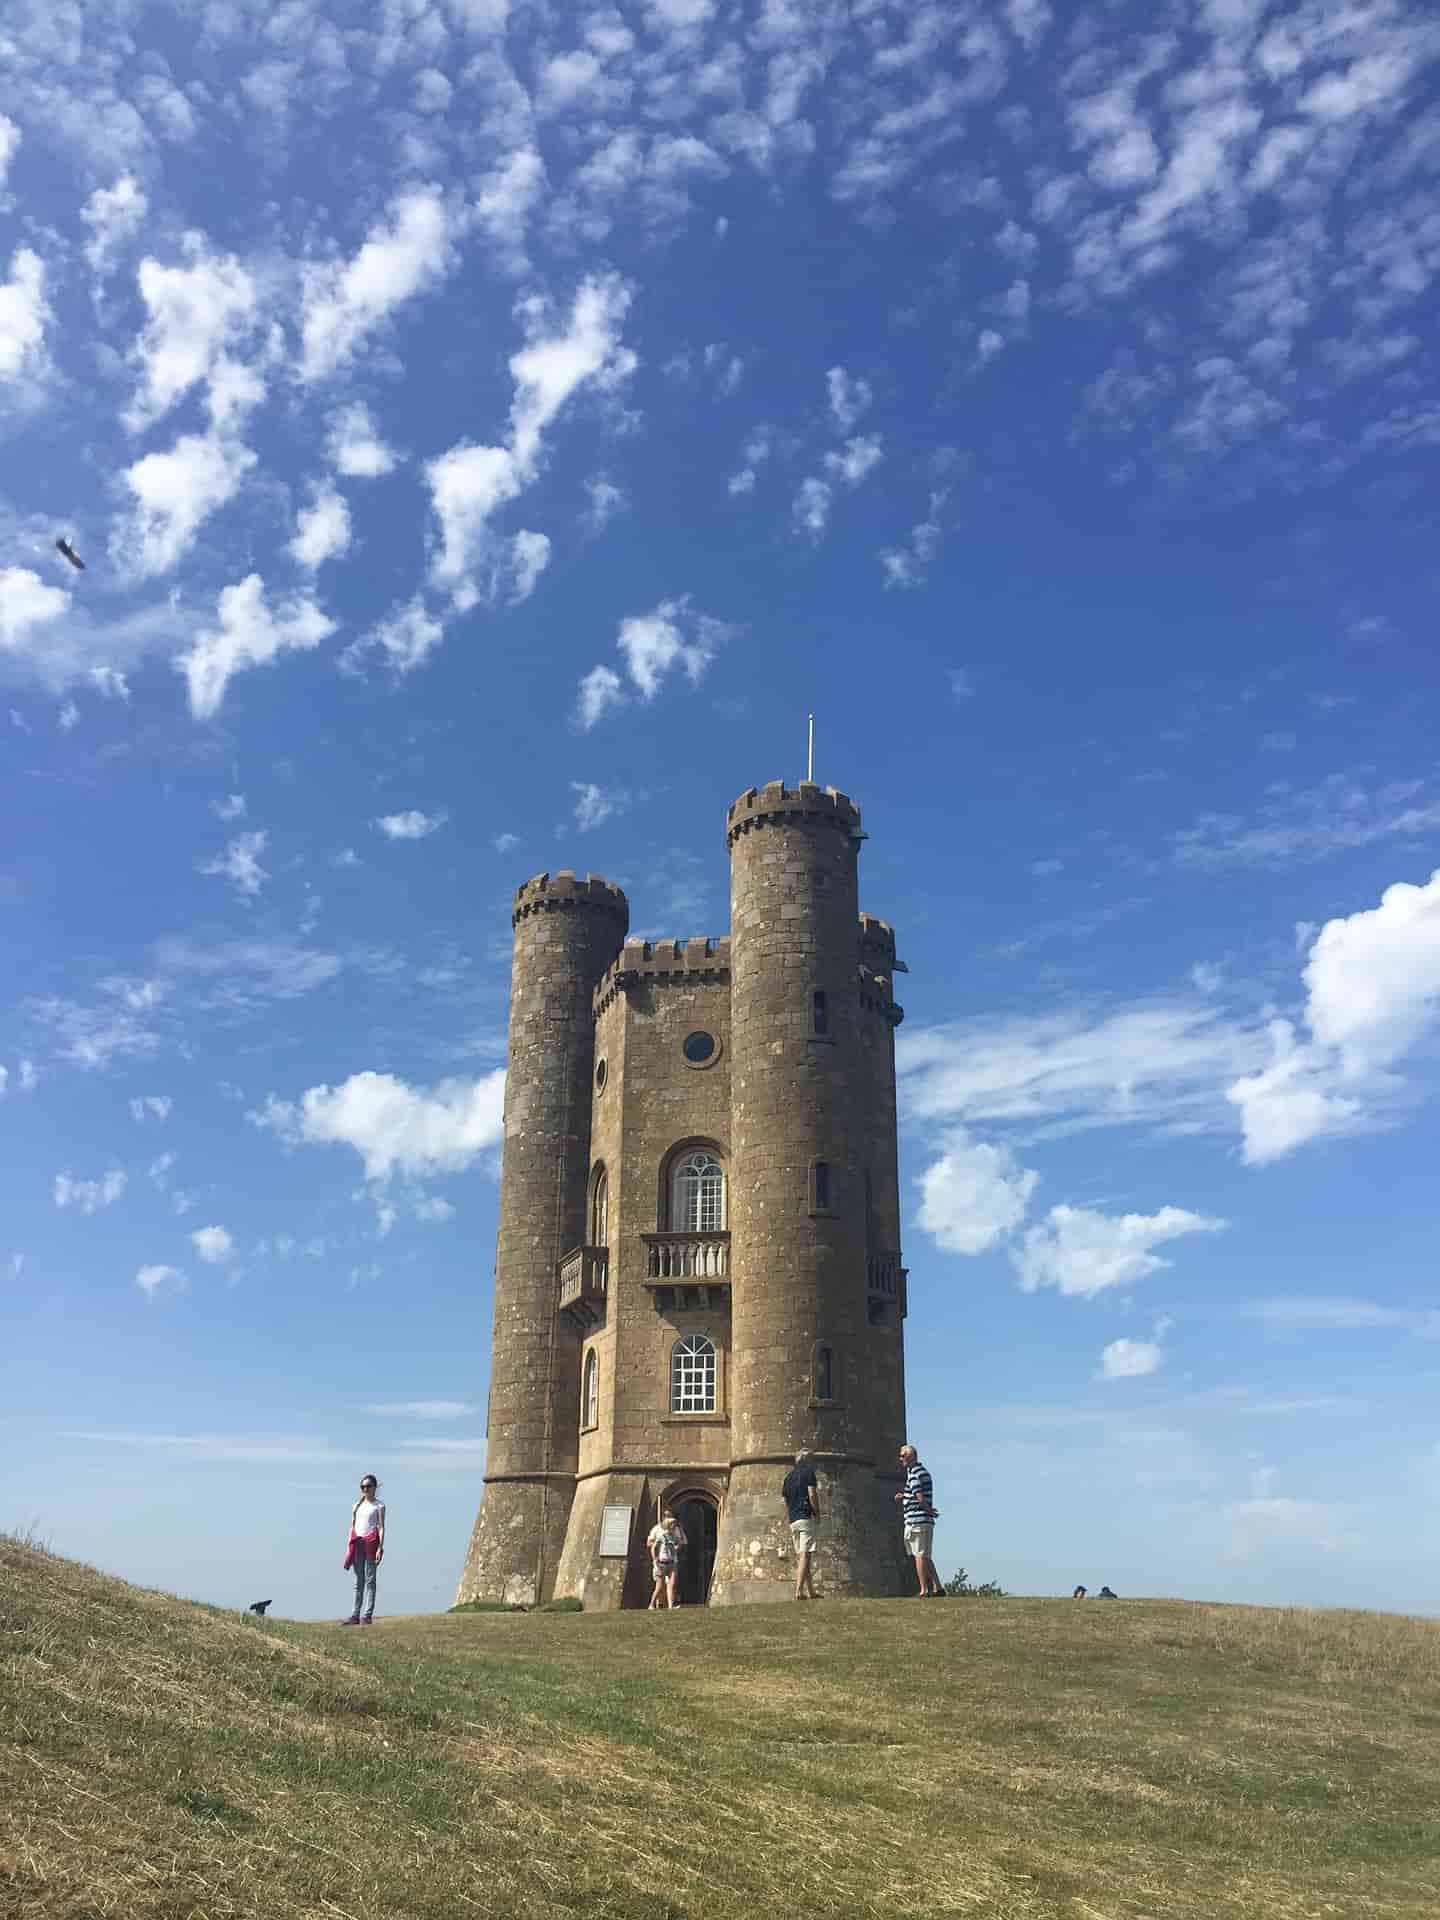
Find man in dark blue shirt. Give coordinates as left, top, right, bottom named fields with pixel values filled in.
left=894, top=1443, right=944, bottom=1597
left=781, top=1449, right=820, bottom=1600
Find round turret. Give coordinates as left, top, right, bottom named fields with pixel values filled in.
left=455, top=869, right=628, bottom=1608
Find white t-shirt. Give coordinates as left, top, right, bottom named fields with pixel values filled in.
left=353, top=1499, right=384, bottom=1535
left=647, top=1523, right=681, bottom=1564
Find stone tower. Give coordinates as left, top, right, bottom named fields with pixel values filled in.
left=456, top=782, right=910, bottom=1609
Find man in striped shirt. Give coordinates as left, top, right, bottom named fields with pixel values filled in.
left=895, top=1443, right=945, bottom=1597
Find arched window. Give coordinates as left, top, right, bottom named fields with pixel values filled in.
left=591, top=1167, right=608, bottom=1247
left=670, top=1333, right=717, bottom=1413
left=672, top=1151, right=725, bottom=1232
left=582, top=1349, right=599, bottom=1429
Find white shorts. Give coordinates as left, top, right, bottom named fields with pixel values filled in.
left=904, top=1523, right=934, bottom=1557
left=790, top=1518, right=817, bottom=1553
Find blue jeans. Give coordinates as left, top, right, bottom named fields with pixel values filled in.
left=352, top=1551, right=377, bottom=1620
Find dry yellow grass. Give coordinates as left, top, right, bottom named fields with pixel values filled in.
left=4, top=1534, right=1439, bottom=1918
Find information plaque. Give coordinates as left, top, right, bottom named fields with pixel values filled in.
left=599, top=1504, right=633, bottom=1557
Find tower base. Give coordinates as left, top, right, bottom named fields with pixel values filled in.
left=454, top=1474, right=575, bottom=1609
left=708, top=1457, right=910, bottom=1606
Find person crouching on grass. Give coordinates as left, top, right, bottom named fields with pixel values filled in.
left=646, top=1507, right=686, bottom=1608
left=342, top=1474, right=385, bottom=1625
left=895, top=1444, right=944, bottom=1597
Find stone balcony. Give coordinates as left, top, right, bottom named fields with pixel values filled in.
left=867, top=1251, right=908, bottom=1320
left=642, top=1231, right=731, bottom=1314
left=558, top=1245, right=608, bottom=1330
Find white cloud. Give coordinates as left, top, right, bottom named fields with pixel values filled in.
left=794, top=476, right=832, bottom=538
left=916, top=1128, right=1039, bottom=1254
left=123, top=237, right=258, bottom=431
left=575, top=663, right=624, bottom=731
left=327, top=402, right=399, bottom=478
left=191, top=1224, right=234, bottom=1264
left=1011, top=1204, right=1226, bottom=1298
left=288, top=484, right=352, bottom=572
left=572, top=781, right=619, bottom=832
left=826, top=366, right=872, bottom=431
left=506, top=528, right=551, bottom=603
left=414, top=1194, right=456, bottom=1223
left=54, top=1168, right=127, bottom=1214
left=178, top=574, right=336, bottom=719
left=574, top=596, right=726, bottom=730
left=376, top=809, right=446, bottom=841
left=474, top=147, right=546, bottom=274
left=825, top=433, right=884, bottom=486
left=58, top=700, right=79, bottom=732
left=0, top=247, right=51, bottom=386
left=1241, top=1297, right=1440, bottom=1338
left=585, top=474, right=626, bottom=531
left=0, top=115, right=18, bottom=191
left=212, top=793, right=247, bottom=822
left=493, top=832, right=519, bottom=854
left=17, top=1059, right=37, bottom=1093
left=426, top=274, right=634, bottom=612
left=1099, top=1337, right=1163, bottom=1379
left=300, top=187, right=452, bottom=382
left=81, top=174, right=148, bottom=277
left=1225, top=1019, right=1361, bottom=1166
left=199, top=830, right=269, bottom=899
left=0, top=568, right=69, bottom=657
left=129, top=1095, right=171, bottom=1123
left=112, top=433, right=257, bottom=579
left=249, top=1068, right=506, bottom=1182
left=881, top=491, right=945, bottom=588
left=616, top=597, right=724, bottom=699
left=135, top=1264, right=187, bottom=1301
left=1304, top=870, right=1440, bottom=1079
left=365, top=1398, right=475, bottom=1418
left=348, top=598, right=446, bottom=677
left=1225, top=1496, right=1354, bottom=1559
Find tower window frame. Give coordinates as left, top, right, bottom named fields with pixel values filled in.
left=581, top=1348, right=599, bottom=1431
left=812, top=990, right=828, bottom=1037
left=590, top=1165, right=609, bottom=1248
left=814, top=1342, right=834, bottom=1402
left=670, top=1333, right=717, bottom=1414
left=671, top=1149, right=726, bottom=1233
left=808, top=1157, right=836, bottom=1216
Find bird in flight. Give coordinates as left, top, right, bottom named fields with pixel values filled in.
left=55, top=537, right=86, bottom=571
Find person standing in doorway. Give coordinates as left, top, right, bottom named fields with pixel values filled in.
left=782, top=1449, right=820, bottom=1600
left=647, top=1507, right=686, bottom=1608
left=895, top=1444, right=943, bottom=1597
left=342, top=1474, right=385, bottom=1625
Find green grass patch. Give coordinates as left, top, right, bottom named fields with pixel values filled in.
left=4, top=1533, right=1440, bottom=1917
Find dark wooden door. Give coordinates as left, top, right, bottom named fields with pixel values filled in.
left=675, top=1498, right=717, bottom=1605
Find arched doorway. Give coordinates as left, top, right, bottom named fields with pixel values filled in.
left=673, top=1493, right=718, bottom=1606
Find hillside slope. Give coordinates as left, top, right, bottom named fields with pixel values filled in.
left=3, top=1536, right=1439, bottom=1918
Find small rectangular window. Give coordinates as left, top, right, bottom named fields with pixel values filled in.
left=812, top=990, right=828, bottom=1036
left=813, top=1161, right=831, bottom=1211
left=815, top=1344, right=833, bottom=1400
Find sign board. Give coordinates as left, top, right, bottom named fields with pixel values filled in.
left=599, top=1504, right=633, bottom=1558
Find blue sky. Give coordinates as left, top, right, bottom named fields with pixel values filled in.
left=5, top=0, right=1440, bottom=1620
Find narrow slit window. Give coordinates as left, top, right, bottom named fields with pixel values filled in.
left=815, top=1343, right=833, bottom=1401
left=582, top=1349, right=599, bottom=1429
left=812, top=990, right=828, bottom=1036
left=813, top=1160, right=832, bottom=1211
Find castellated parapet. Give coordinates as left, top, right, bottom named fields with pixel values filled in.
left=457, top=785, right=910, bottom=1610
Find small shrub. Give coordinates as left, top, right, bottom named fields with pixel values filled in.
left=538, top=1596, right=583, bottom=1613
left=449, top=1599, right=527, bottom=1613
left=944, top=1567, right=1006, bottom=1599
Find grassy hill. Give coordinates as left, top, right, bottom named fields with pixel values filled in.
left=4, top=1536, right=1439, bottom=1918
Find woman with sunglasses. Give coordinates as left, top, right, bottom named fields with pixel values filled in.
left=342, top=1473, right=385, bottom=1625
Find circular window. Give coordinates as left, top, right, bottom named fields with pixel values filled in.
left=595, top=1058, right=608, bottom=1091
left=682, top=1030, right=717, bottom=1064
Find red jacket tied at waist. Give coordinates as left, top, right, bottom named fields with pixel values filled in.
left=344, top=1528, right=380, bottom=1570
